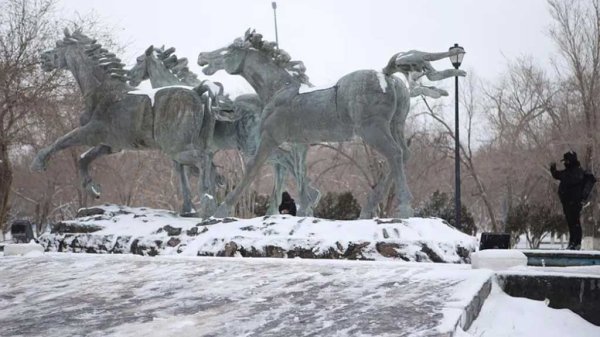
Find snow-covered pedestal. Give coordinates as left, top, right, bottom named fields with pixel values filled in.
left=471, top=249, right=527, bottom=270
left=4, top=242, right=45, bottom=257
left=38, top=204, right=477, bottom=263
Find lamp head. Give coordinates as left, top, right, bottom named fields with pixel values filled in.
left=449, top=43, right=465, bottom=69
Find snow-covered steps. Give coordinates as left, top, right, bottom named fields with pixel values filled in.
left=497, top=267, right=600, bottom=326
left=0, top=253, right=493, bottom=336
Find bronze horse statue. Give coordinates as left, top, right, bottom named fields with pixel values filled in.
left=31, top=30, right=216, bottom=214
left=129, top=45, right=320, bottom=216
left=199, top=29, right=465, bottom=218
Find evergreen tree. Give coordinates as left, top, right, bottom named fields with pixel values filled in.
left=314, top=191, right=361, bottom=220
left=416, top=190, right=476, bottom=235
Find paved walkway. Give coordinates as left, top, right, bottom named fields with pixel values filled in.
left=0, top=254, right=492, bottom=337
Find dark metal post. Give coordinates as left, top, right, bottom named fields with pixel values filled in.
left=454, top=73, right=461, bottom=229
left=448, top=42, right=464, bottom=230
left=272, top=2, right=279, bottom=48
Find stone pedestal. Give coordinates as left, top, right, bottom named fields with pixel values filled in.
left=582, top=236, right=600, bottom=250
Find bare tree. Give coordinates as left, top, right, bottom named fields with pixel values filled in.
left=420, top=73, right=500, bottom=231
left=484, top=58, right=560, bottom=223
left=549, top=0, right=600, bottom=239
left=0, top=0, right=66, bottom=233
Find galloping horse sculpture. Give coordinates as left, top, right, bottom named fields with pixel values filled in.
left=129, top=45, right=320, bottom=216
left=199, top=29, right=465, bottom=218
left=127, top=45, right=227, bottom=215
left=31, top=30, right=215, bottom=214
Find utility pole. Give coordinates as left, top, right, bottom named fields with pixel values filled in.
left=272, top=2, right=279, bottom=48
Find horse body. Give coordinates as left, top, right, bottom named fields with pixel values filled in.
left=274, top=70, right=409, bottom=145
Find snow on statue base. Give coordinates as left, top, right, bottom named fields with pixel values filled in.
left=37, top=204, right=477, bottom=263
left=4, top=242, right=45, bottom=257
left=582, top=236, right=600, bottom=250
left=471, top=249, right=527, bottom=270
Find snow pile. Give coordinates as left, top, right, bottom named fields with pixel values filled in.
left=38, top=204, right=477, bottom=262
left=471, top=249, right=528, bottom=270
left=462, top=283, right=600, bottom=336
left=3, top=241, right=45, bottom=256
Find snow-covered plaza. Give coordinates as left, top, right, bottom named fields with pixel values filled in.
left=1, top=205, right=599, bottom=337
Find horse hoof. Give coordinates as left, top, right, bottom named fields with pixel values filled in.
left=85, top=183, right=102, bottom=199
left=30, top=159, right=46, bottom=172
left=180, top=212, right=199, bottom=218
left=214, top=205, right=230, bottom=218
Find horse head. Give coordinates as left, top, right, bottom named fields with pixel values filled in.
left=199, top=29, right=311, bottom=102
left=41, top=28, right=95, bottom=72
left=128, top=45, right=156, bottom=87
left=198, top=37, right=250, bottom=76
left=130, top=45, right=195, bottom=88
left=41, top=28, right=129, bottom=85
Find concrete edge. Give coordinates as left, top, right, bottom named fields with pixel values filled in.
left=452, top=276, right=493, bottom=336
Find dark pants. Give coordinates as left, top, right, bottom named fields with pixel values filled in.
left=562, top=201, right=582, bottom=246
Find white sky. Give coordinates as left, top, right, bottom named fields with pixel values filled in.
left=57, top=0, right=556, bottom=96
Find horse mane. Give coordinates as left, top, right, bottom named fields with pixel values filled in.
left=153, top=46, right=200, bottom=85
left=238, top=29, right=312, bottom=86
left=61, top=29, right=129, bottom=82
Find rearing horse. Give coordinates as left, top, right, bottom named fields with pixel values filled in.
left=31, top=30, right=213, bottom=213
left=129, top=45, right=321, bottom=216
left=199, top=30, right=465, bottom=218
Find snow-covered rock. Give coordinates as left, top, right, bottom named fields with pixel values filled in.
left=38, top=204, right=478, bottom=263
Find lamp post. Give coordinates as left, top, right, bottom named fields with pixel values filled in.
left=449, top=43, right=465, bottom=230
left=272, top=2, right=279, bottom=48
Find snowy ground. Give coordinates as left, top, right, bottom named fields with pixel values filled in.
left=0, top=253, right=598, bottom=337
left=0, top=253, right=491, bottom=336
left=463, top=282, right=600, bottom=337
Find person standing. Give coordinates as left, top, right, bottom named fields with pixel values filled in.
left=550, top=151, right=585, bottom=250
left=278, top=191, right=297, bottom=216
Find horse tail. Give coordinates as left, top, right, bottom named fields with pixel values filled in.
left=390, top=77, right=411, bottom=161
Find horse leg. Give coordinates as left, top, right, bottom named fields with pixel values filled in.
left=197, top=152, right=218, bottom=217
left=214, top=136, right=278, bottom=218
left=31, top=124, right=98, bottom=172
left=289, top=144, right=319, bottom=217
left=361, top=124, right=413, bottom=218
left=173, top=161, right=195, bottom=215
left=79, top=145, right=114, bottom=198
left=267, top=162, right=287, bottom=215
left=360, top=173, right=393, bottom=219
left=172, top=149, right=217, bottom=217
left=425, top=68, right=466, bottom=81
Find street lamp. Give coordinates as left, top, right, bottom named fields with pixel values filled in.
left=272, top=2, right=279, bottom=48
left=449, top=43, right=465, bottom=229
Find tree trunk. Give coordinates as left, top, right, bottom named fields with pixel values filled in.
left=0, top=142, right=13, bottom=234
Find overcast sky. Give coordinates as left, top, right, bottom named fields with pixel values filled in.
left=57, top=0, right=556, bottom=96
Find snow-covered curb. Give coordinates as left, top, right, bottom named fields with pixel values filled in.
left=38, top=204, right=477, bottom=262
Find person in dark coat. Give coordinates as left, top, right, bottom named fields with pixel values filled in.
left=278, top=191, right=297, bottom=216
left=550, top=151, right=585, bottom=250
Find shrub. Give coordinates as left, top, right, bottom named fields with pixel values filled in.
left=505, top=202, right=564, bottom=249
left=252, top=193, right=270, bottom=217
left=314, top=191, right=361, bottom=220
left=415, top=190, right=476, bottom=235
